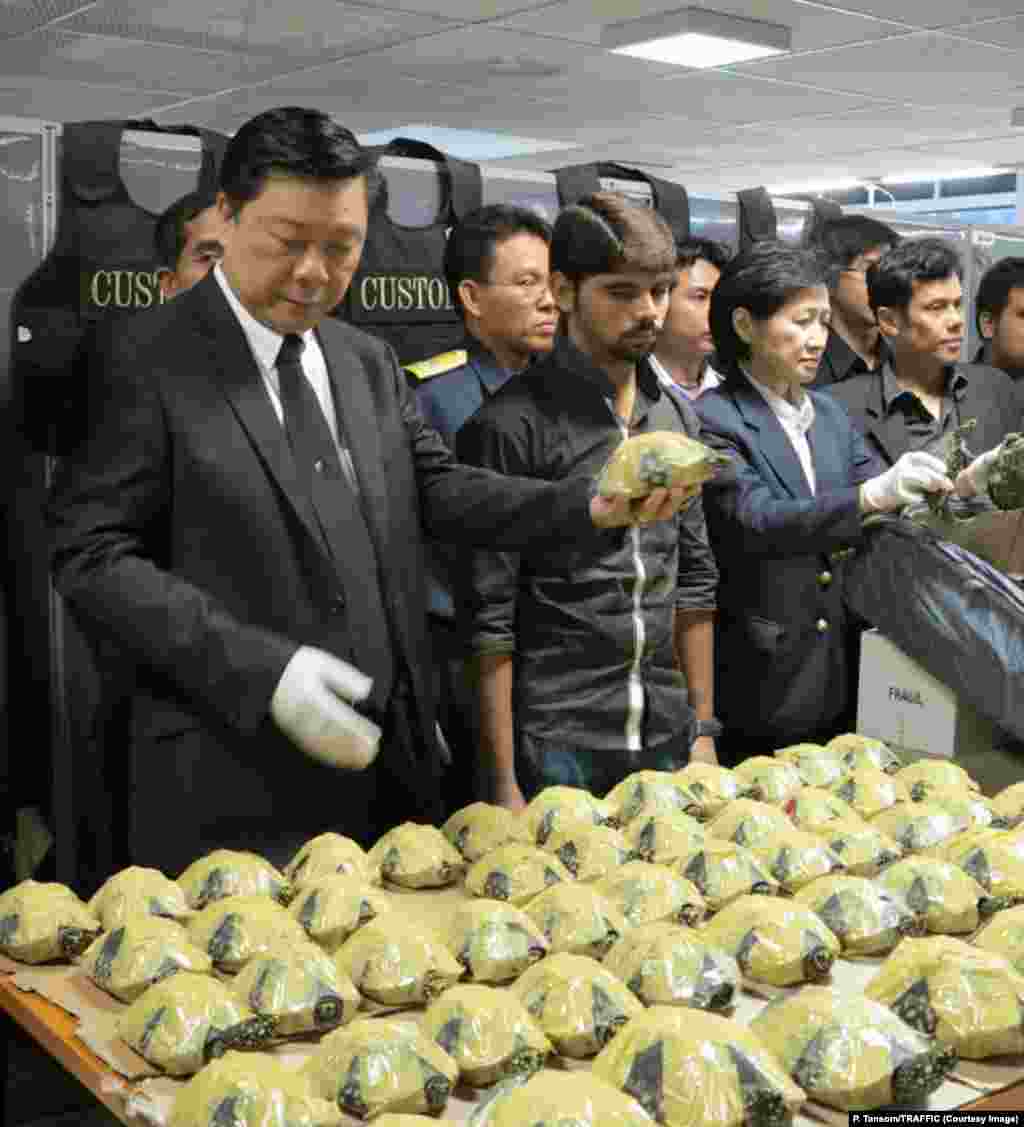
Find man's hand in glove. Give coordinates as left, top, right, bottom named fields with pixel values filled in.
left=270, top=646, right=381, bottom=770
left=954, top=444, right=1002, bottom=498
left=860, top=450, right=954, bottom=513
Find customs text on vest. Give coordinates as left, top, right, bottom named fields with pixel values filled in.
left=337, top=138, right=482, bottom=364
left=10, top=120, right=227, bottom=454
left=555, top=161, right=691, bottom=237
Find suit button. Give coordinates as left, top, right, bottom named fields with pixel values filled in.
left=818, top=570, right=833, bottom=588
left=816, top=618, right=829, bottom=633
left=329, top=595, right=345, bottom=615
left=314, top=458, right=325, bottom=474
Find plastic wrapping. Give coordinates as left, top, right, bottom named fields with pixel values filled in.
left=870, top=802, right=969, bottom=854
left=675, top=840, right=778, bottom=912
left=914, top=785, right=1009, bottom=830
left=117, top=972, right=273, bottom=1076
left=539, top=822, right=632, bottom=883
left=674, top=763, right=753, bottom=817
left=992, top=782, right=1024, bottom=824
left=592, top=1007, right=804, bottom=1127
left=774, top=744, right=848, bottom=788
left=333, top=918, right=463, bottom=1007
left=826, top=733, right=901, bottom=774
left=422, top=983, right=551, bottom=1086
left=446, top=899, right=549, bottom=984
left=510, top=953, right=643, bottom=1058
left=79, top=916, right=211, bottom=1003
left=187, top=895, right=308, bottom=974
left=376, top=1117, right=452, bottom=1127
left=595, top=861, right=706, bottom=927
left=288, top=874, right=390, bottom=951
left=603, top=922, right=740, bottom=1011
left=782, top=788, right=861, bottom=832
left=230, top=938, right=360, bottom=1037
left=625, top=812, right=706, bottom=866
left=465, top=844, right=573, bottom=906
left=178, top=850, right=291, bottom=910
left=283, top=832, right=378, bottom=888
left=0, top=879, right=101, bottom=963
left=707, top=798, right=793, bottom=849
left=843, top=516, right=1024, bottom=744
left=973, top=903, right=1024, bottom=974
left=942, top=839, right=1024, bottom=908
left=605, top=771, right=704, bottom=825
left=699, top=894, right=840, bottom=986
left=896, top=760, right=980, bottom=799
left=88, top=866, right=192, bottom=928
left=811, top=819, right=904, bottom=877
left=523, top=884, right=627, bottom=960
left=442, top=802, right=530, bottom=863
left=833, top=768, right=911, bottom=819
left=168, top=1050, right=338, bottom=1127
left=595, top=431, right=729, bottom=499
left=732, top=758, right=804, bottom=806
left=876, top=857, right=990, bottom=934
left=750, top=986, right=954, bottom=1110
left=367, top=823, right=466, bottom=889
left=865, top=935, right=1024, bottom=1058
left=794, top=875, right=921, bottom=955
left=749, top=831, right=845, bottom=894
left=524, top=786, right=618, bottom=844
left=301, top=1019, right=458, bottom=1119
left=468, top=1070, right=655, bottom=1127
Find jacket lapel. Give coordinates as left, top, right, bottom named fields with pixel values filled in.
left=732, top=379, right=813, bottom=499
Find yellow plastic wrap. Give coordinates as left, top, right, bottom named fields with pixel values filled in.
left=732, top=757, right=804, bottom=805
left=524, top=786, right=618, bottom=843
left=422, top=983, right=551, bottom=1085
left=333, top=918, right=464, bottom=1007
left=367, top=822, right=466, bottom=889
left=992, top=781, right=1024, bottom=824
left=187, top=895, right=308, bottom=974
left=523, top=884, right=627, bottom=960
left=168, top=1051, right=338, bottom=1127
left=289, top=873, right=390, bottom=951
left=865, top=935, right=1024, bottom=1058
left=540, top=822, right=632, bottom=883
left=782, top=788, right=861, bottom=832
left=699, top=894, right=840, bottom=986
left=973, top=903, right=1024, bottom=974
left=915, top=785, right=1009, bottom=829
left=0, top=879, right=101, bottom=964
left=178, top=850, right=291, bottom=909
left=833, top=767, right=911, bottom=819
left=896, top=759, right=980, bottom=799
left=469, top=1070, right=655, bottom=1127
left=793, top=875, right=920, bottom=955
left=511, top=952, right=643, bottom=1058
left=933, top=825, right=1006, bottom=862
left=79, top=916, right=212, bottom=1003
left=595, top=431, right=729, bottom=499
left=625, top=812, right=705, bottom=866
left=943, top=839, right=1024, bottom=908
left=88, top=866, right=192, bottom=928
left=707, top=798, right=793, bottom=849
left=592, top=1007, right=804, bottom=1127
left=465, top=844, right=573, bottom=906
left=603, top=921, right=740, bottom=1011
left=750, top=986, right=954, bottom=1110
left=594, top=861, right=706, bottom=927
left=774, top=744, right=848, bottom=788
left=376, top=1117, right=452, bottom=1127
left=442, top=802, right=530, bottom=862
left=674, top=763, right=751, bottom=818
left=675, top=840, right=778, bottom=912
left=118, top=972, right=273, bottom=1076
left=230, top=938, right=360, bottom=1037
left=826, top=733, right=901, bottom=774
left=749, top=830, right=845, bottom=894
left=877, top=856, right=991, bottom=934
left=302, top=1018, right=458, bottom=1119
left=810, top=819, right=904, bottom=877
left=605, top=770, right=704, bottom=825
left=283, top=833, right=379, bottom=888
left=447, top=899, right=549, bottom=984
left=870, top=802, right=969, bottom=854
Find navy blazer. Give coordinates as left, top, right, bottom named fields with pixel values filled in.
left=696, top=374, right=883, bottom=751
left=414, top=340, right=515, bottom=450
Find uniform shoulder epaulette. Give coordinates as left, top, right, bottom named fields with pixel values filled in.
left=404, top=349, right=468, bottom=381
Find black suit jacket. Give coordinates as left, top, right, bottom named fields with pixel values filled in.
left=47, top=272, right=598, bottom=873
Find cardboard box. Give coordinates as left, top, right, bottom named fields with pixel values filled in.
left=857, top=628, right=994, bottom=762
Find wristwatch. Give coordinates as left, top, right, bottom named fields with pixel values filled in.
left=694, top=717, right=723, bottom=740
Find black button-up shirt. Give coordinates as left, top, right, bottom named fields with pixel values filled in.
left=879, top=360, right=970, bottom=458
left=811, top=329, right=889, bottom=387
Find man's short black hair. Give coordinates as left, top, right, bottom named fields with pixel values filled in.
left=219, top=106, right=383, bottom=214
left=867, top=236, right=962, bottom=316
left=153, top=188, right=217, bottom=270
left=551, top=192, right=676, bottom=284
left=710, top=241, right=829, bottom=371
left=443, top=204, right=552, bottom=318
left=805, top=215, right=900, bottom=291
left=975, top=257, right=1024, bottom=334
left=674, top=236, right=732, bottom=273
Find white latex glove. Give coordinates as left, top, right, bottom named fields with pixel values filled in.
left=955, top=444, right=1002, bottom=498
left=860, top=450, right=954, bottom=513
left=270, top=646, right=381, bottom=770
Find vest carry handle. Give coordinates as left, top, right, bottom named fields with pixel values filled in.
left=370, top=136, right=482, bottom=220
left=555, top=161, right=690, bottom=237
left=736, top=186, right=777, bottom=250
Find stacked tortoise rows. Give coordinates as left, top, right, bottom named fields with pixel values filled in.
left=5, top=733, right=1024, bottom=1125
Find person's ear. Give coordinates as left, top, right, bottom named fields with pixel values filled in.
left=875, top=305, right=902, bottom=341
left=215, top=190, right=240, bottom=226
left=157, top=268, right=178, bottom=301
left=458, top=279, right=483, bottom=321
left=979, top=311, right=996, bottom=341
left=732, top=307, right=754, bottom=345
left=550, top=271, right=575, bottom=315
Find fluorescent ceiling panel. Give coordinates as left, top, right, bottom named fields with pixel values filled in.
left=603, top=7, right=789, bottom=68
left=357, top=125, right=573, bottom=160
left=882, top=166, right=1005, bottom=181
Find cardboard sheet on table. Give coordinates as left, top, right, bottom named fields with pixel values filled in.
left=953, top=1055, right=1024, bottom=1093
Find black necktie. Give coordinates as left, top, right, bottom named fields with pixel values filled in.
left=275, top=333, right=394, bottom=708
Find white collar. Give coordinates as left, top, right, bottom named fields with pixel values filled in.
left=743, top=367, right=815, bottom=435
left=214, top=263, right=315, bottom=369
left=649, top=353, right=716, bottom=395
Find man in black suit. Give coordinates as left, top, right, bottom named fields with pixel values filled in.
left=47, top=107, right=690, bottom=874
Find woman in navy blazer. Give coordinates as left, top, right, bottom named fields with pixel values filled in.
left=695, top=243, right=952, bottom=764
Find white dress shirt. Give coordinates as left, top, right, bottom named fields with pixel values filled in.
left=650, top=354, right=722, bottom=400
left=744, top=368, right=817, bottom=495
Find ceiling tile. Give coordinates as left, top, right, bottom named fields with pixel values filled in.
left=0, top=76, right=180, bottom=119
left=941, top=14, right=1024, bottom=49
left=0, top=0, right=97, bottom=39
left=829, top=0, right=1024, bottom=27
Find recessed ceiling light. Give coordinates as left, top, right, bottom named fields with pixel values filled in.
left=882, top=167, right=1006, bottom=183
left=603, top=7, right=790, bottom=69
left=357, top=125, right=573, bottom=161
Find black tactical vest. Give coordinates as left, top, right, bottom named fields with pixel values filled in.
left=555, top=161, right=691, bottom=236
left=736, top=186, right=778, bottom=250
left=337, top=138, right=482, bottom=365
left=10, top=119, right=227, bottom=454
